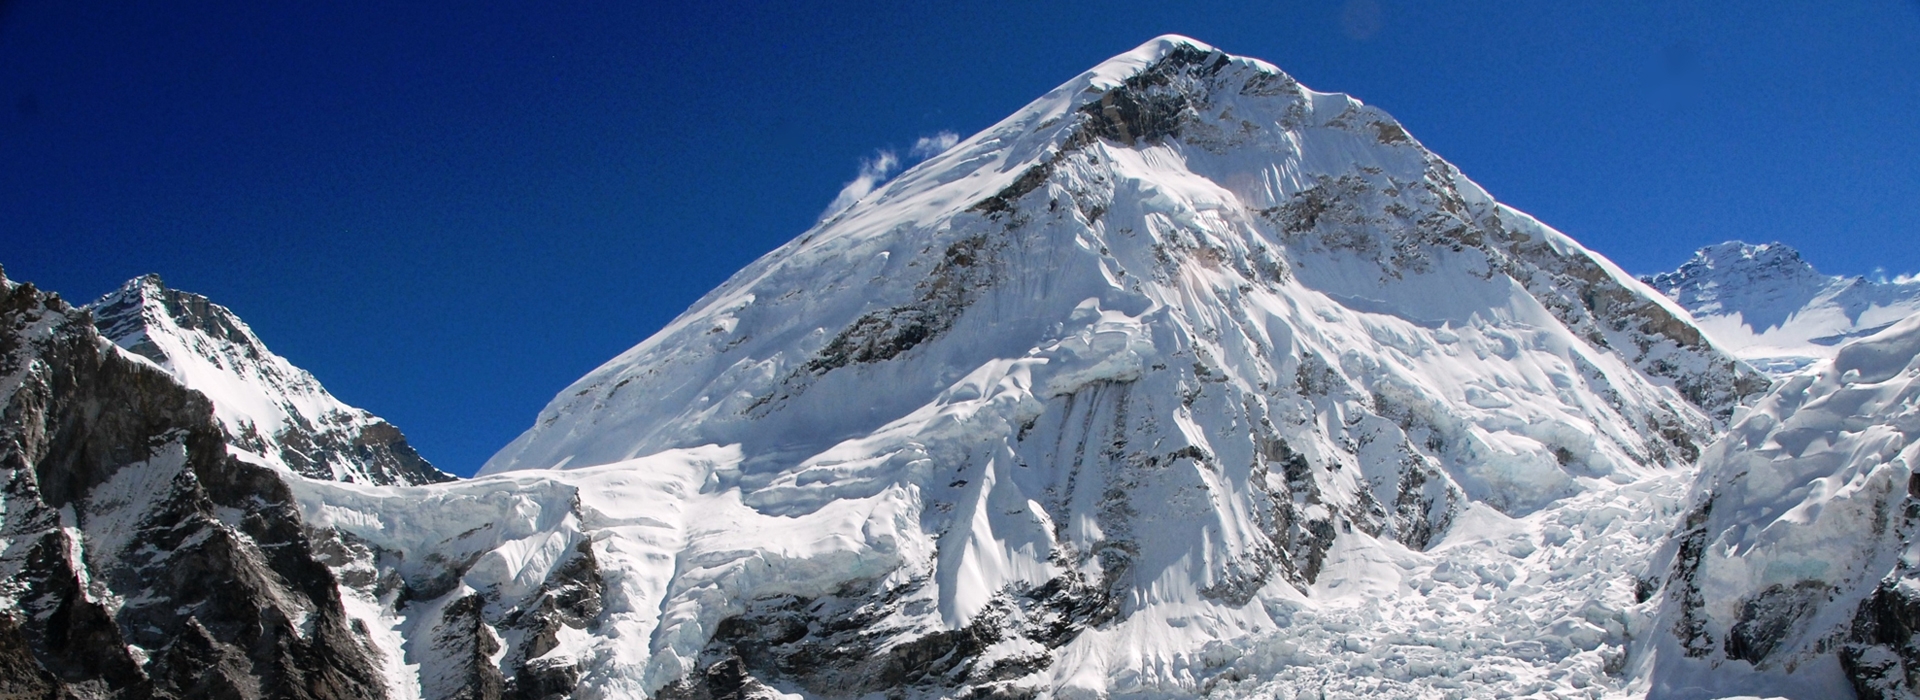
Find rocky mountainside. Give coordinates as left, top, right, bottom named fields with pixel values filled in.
left=1644, top=241, right=1920, bottom=377
left=86, top=274, right=450, bottom=486
left=0, top=267, right=389, bottom=697
left=288, top=36, right=1769, bottom=698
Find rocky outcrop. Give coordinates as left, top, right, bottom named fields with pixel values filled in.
left=0, top=267, right=388, bottom=698
left=1843, top=570, right=1920, bottom=700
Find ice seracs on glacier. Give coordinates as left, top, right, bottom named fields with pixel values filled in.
left=287, top=35, right=1787, bottom=698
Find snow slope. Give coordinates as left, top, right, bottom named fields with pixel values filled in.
left=86, top=274, right=450, bottom=485
left=1643, top=310, right=1920, bottom=699
left=1645, top=241, right=1920, bottom=377
left=280, top=36, right=1773, bottom=698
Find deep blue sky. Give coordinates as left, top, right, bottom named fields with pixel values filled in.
left=3, top=2, right=1917, bottom=476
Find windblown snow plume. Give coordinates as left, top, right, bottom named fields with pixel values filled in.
left=821, top=150, right=903, bottom=221
left=912, top=131, right=962, bottom=158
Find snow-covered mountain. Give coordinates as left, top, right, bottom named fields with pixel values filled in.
left=36, top=34, right=1920, bottom=700
left=280, top=36, right=1770, bottom=698
left=1644, top=241, right=1920, bottom=377
left=0, top=268, right=391, bottom=697
left=1645, top=312, right=1920, bottom=699
left=86, top=274, right=451, bottom=486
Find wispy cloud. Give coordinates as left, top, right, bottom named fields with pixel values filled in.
left=910, top=131, right=960, bottom=159
left=819, top=131, right=963, bottom=221
left=820, top=150, right=900, bottom=221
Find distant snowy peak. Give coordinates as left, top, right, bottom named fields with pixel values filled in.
left=1644, top=240, right=1920, bottom=375
left=1643, top=241, right=1831, bottom=322
left=87, top=274, right=451, bottom=485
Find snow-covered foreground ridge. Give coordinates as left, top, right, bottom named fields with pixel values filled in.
left=296, top=35, right=1785, bottom=698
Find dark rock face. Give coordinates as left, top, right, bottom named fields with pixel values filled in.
left=0, top=268, right=388, bottom=698
left=1843, top=574, right=1920, bottom=700
left=87, top=274, right=452, bottom=487
left=809, top=234, right=996, bottom=374
left=664, top=579, right=1055, bottom=700
left=1075, top=42, right=1227, bottom=148
left=426, top=594, right=508, bottom=700
left=744, top=233, right=1001, bottom=419
left=1724, top=580, right=1833, bottom=663
left=500, top=539, right=604, bottom=700
left=1661, top=501, right=1719, bottom=659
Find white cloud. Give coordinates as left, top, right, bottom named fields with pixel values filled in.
left=910, top=131, right=960, bottom=159
left=820, top=150, right=899, bottom=221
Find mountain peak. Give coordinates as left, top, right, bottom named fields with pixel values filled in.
left=450, top=38, right=1773, bottom=697
left=93, top=273, right=266, bottom=364
left=1644, top=239, right=1920, bottom=374
left=1681, top=240, right=1814, bottom=278
left=86, top=275, right=452, bottom=485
